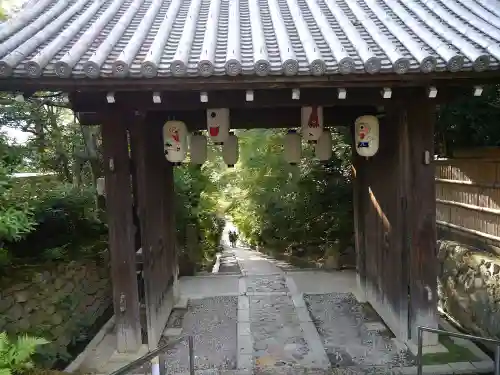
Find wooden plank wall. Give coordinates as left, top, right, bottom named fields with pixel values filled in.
left=435, top=148, right=500, bottom=253
left=356, top=108, right=410, bottom=342
left=130, top=115, right=175, bottom=350
left=356, top=99, right=438, bottom=344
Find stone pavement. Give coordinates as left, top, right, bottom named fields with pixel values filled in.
left=164, top=247, right=408, bottom=374
left=76, top=245, right=495, bottom=375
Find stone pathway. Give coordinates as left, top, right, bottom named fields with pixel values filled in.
left=162, top=296, right=238, bottom=373
left=217, top=249, right=241, bottom=274
left=304, top=293, right=414, bottom=371
left=78, top=245, right=495, bottom=375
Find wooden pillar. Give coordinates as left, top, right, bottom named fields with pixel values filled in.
left=352, top=140, right=367, bottom=302
left=130, top=114, right=175, bottom=350
left=406, top=98, right=439, bottom=343
left=360, top=107, right=410, bottom=342
left=101, top=112, right=142, bottom=353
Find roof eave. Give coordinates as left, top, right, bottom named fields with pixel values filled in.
left=1, top=71, right=500, bottom=92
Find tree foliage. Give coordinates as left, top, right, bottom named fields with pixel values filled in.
left=224, top=129, right=353, bottom=256
left=436, top=85, right=500, bottom=155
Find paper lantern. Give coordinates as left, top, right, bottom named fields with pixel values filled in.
left=284, top=129, right=301, bottom=165
left=222, top=132, right=239, bottom=167
left=190, top=133, right=207, bottom=165
left=355, top=115, right=379, bottom=158
left=163, top=120, right=188, bottom=163
left=301, top=106, right=324, bottom=143
left=315, top=129, right=332, bottom=161
left=207, top=108, right=230, bottom=144
left=96, top=177, right=105, bottom=196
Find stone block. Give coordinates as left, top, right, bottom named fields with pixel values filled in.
left=237, top=334, right=253, bottom=355
left=238, top=322, right=250, bottom=336
left=0, top=295, right=14, bottom=313
left=163, top=327, right=182, bottom=336
left=237, top=308, right=249, bottom=322
left=472, top=360, right=494, bottom=373
left=448, top=361, right=477, bottom=374
left=238, top=296, right=249, bottom=310
left=421, top=364, right=452, bottom=374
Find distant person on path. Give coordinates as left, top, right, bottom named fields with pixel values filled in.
left=229, top=231, right=238, bottom=247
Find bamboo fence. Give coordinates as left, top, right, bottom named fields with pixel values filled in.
left=435, top=148, right=500, bottom=251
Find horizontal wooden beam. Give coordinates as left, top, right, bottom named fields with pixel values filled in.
left=435, top=178, right=500, bottom=189
left=436, top=198, right=500, bottom=216
left=437, top=220, right=500, bottom=243
left=0, top=71, right=499, bottom=92
left=70, top=87, right=464, bottom=113
left=77, top=105, right=379, bottom=127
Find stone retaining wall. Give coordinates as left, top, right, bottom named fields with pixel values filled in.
left=0, top=260, right=111, bottom=367
left=438, top=240, right=500, bottom=340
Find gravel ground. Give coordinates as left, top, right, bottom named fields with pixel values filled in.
left=251, top=294, right=316, bottom=368
left=162, top=296, right=238, bottom=374
left=304, top=293, right=415, bottom=371
left=247, top=274, right=288, bottom=293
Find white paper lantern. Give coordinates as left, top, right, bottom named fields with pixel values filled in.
left=96, top=177, right=105, bottom=196
left=222, top=132, right=239, bottom=167
left=354, top=115, right=380, bottom=158
left=207, top=108, right=230, bottom=144
left=284, top=129, right=301, bottom=165
left=301, top=106, right=324, bottom=143
left=315, top=129, right=332, bottom=161
left=190, top=133, right=207, bottom=165
left=163, top=120, right=188, bottom=163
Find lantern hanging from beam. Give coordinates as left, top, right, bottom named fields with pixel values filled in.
left=207, top=108, right=230, bottom=145
left=315, top=129, right=332, bottom=161
left=222, top=132, right=239, bottom=167
left=163, top=120, right=188, bottom=164
left=284, top=129, right=301, bottom=165
left=189, top=133, right=207, bottom=165
left=355, top=115, right=379, bottom=158
left=301, top=106, right=323, bottom=143
left=96, top=177, right=105, bottom=196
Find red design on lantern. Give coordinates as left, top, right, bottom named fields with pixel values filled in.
left=308, top=106, right=320, bottom=128
left=209, top=126, right=220, bottom=137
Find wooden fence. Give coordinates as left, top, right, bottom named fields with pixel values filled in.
left=435, top=148, right=500, bottom=254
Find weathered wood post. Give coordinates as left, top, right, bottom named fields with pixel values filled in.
left=130, top=113, right=176, bottom=350
left=101, top=112, right=142, bottom=353
left=406, top=96, right=439, bottom=345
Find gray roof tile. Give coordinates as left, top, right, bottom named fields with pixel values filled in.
left=0, top=0, right=499, bottom=79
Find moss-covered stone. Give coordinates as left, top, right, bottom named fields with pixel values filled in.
left=0, top=260, right=112, bottom=368
left=438, top=240, right=500, bottom=343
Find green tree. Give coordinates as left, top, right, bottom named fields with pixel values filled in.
left=436, top=85, right=500, bottom=156
left=225, top=128, right=353, bottom=256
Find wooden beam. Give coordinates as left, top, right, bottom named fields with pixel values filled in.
left=406, top=98, right=439, bottom=343
left=70, top=87, right=465, bottom=113
left=0, top=71, right=499, bottom=92
left=130, top=113, right=175, bottom=349
left=78, top=106, right=379, bottom=127
left=101, top=111, right=142, bottom=353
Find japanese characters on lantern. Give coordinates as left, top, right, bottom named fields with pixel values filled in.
left=301, top=106, right=324, bottom=143
left=354, top=115, right=380, bottom=158
left=163, top=120, right=188, bottom=164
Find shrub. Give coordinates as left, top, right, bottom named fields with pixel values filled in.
left=4, top=182, right=106, bottom=262
left=0, top=164, right=36, bottom=267
left=0, top=332, right=49, bottom=375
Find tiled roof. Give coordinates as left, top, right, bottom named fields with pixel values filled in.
left=0, top=0, right=500, bottom=79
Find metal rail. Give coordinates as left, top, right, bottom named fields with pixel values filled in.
left=417, top=326, right=500, bottom=375
left=108, top=336, right=195, bottom=375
